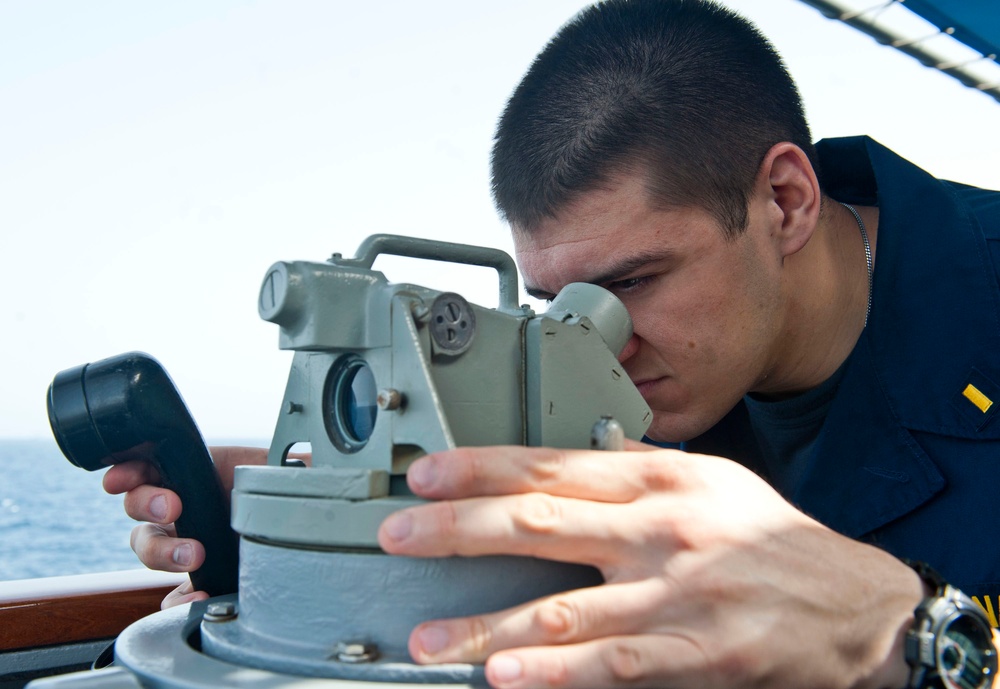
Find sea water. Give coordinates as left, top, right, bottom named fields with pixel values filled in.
left=0, top=438, right=264, bottom=582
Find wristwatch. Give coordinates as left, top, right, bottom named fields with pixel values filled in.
left=904, top=560, right=998, bottom=689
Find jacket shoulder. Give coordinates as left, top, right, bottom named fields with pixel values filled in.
left=944, top=181, right=1000, bottom=239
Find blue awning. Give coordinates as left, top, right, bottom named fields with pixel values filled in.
left=904, top=0, right=1000, bottom=58
left=797, top=0, right=1000, bottom=104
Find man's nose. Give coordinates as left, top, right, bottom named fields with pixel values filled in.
left=617, top=333, right=639, bottom=363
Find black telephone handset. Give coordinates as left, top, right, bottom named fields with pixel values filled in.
left=47, top=352, right=239, bottom=597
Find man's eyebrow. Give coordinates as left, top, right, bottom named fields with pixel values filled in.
left=524, top=248, right=675, bottom=300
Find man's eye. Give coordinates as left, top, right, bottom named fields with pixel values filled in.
left=607, top=276, right=652, bottom=294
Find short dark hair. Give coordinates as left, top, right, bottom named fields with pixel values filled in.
left=491, top=0, right=817, bottom=237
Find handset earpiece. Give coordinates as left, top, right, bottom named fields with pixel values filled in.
left=47, top=352, right=239, bottom=596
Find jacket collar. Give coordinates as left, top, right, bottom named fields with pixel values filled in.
left=820, top=136, right=1000, bottom=439
left=798, top=136, right=1000, bottom=537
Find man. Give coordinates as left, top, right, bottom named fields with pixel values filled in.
left=107, top=0, right=1000, bottom=687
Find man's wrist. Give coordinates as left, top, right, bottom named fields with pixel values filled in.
left=866, top=561, right=926, bottom=689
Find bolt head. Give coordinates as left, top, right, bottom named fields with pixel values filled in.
left=204, top=601, right=238, bottom=622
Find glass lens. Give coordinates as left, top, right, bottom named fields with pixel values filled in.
left=939, top=616, right=995, bottom=689
left=323, top=356, right=378, bottom=452
left=343, top=363, right=377, bottom=442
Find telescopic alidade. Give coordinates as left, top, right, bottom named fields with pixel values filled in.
left=40, top=234, right=651, bottom=688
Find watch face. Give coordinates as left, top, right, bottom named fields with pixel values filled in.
left=937, top=614, right=997, bottom=689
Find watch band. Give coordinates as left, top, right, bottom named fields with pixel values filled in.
left=904, top=559, right=948, bottom=595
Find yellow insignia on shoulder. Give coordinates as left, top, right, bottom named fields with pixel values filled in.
left=963, top=383, right=994, bottom=414
left=972, top=595, right=999, bottom=628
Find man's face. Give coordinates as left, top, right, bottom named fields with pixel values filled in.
left=514, top=172, right=785, bottom=443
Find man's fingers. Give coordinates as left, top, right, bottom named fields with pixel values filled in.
left=160, top=579, right=209, bottom=610
left=407, top=446, right=690, bottom=503
left=407, top=587, right=715, bottom=689
left=103, top=460, right=161, bottom=495
left=103, top=448, right=267, bottom=499
left=129, top=523, right=205, bottom=573
left=409, top=580, right=664, bottom=665
left=483, top=635, right=711, bottom=689
left=623, top=438, right=658, bottom=452
left=379, top=493, right=658, bottom=567
left=122, top=484, right=183, bottom=524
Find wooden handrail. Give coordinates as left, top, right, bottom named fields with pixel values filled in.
left=0, top=570, right=186, bottom=652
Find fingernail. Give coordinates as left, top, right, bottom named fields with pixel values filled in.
left=408, top=458, right=437, bottom=492
left=149, top=494, right=167, bottom=520
left=172, top=543, right=193, bottom=566
left=383, top=512, right=413, bottom=542
left=490, top=655, right=523, bottom=684
left=415, top=624, right=450, bottom=656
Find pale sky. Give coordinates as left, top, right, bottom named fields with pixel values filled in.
left=1, top=0, right=997, bottom=440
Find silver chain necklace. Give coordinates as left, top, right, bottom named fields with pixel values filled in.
left=840, top=202, right=873, bottom=327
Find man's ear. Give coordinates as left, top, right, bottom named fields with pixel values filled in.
left=756, top=142, right=821, bottom=258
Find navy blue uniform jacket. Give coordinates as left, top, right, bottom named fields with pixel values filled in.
left=684, top=136, right=1000, bottom=624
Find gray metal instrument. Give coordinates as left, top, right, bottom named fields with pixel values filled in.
left=32, top=234, right=651, bottom=688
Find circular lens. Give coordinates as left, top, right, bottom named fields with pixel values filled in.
left=324, top=356, right=378, bottom=452
left=343, top=364, right=377, bottom=442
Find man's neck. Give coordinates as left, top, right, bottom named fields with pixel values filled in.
left=754, top=199, right=879, bottom=401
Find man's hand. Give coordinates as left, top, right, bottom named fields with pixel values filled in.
left=378, top=445, right=924, bottom=689
left=103, top=446, right=269, bottom=609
